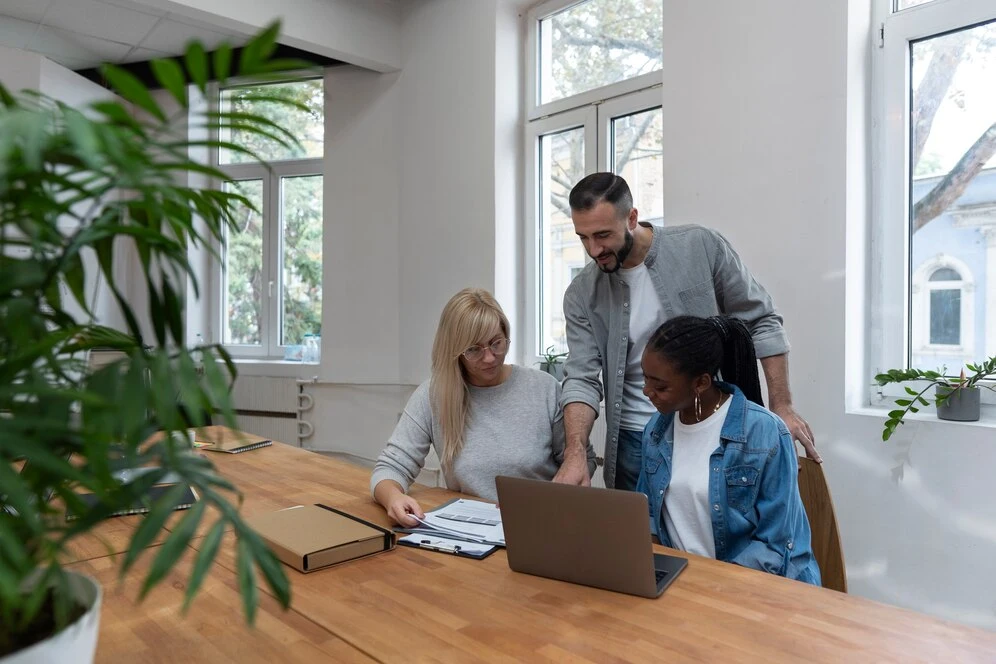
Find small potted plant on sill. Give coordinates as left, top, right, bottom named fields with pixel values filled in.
left=537, top=345, right=569, bottom=382
left=0, top=23, right=305, bottom=663
left=874, top=356, right=996, bottom=441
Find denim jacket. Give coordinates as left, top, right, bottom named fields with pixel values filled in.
left=561, top=223, right=790, bottom=488
left=636, top=383, right=820, bottom=585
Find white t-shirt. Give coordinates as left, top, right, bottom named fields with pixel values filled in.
left=617, top=262, right=665, bottom=431
left=663, top=397, right=733, bottom=558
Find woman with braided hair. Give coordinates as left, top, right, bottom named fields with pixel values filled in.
left=636, top=315, right=820, bottom=584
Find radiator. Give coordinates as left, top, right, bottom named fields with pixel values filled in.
left=221, top=376, right=304, bottom=447
left=231, top=414, right=299, bottom=447
left=231, top=376, right=300, bottom=414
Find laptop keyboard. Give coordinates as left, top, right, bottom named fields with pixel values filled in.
left=655, top=570, right=670, bottom=584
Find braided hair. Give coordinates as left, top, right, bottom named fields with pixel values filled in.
left=645, top=315, right=764, bottom=406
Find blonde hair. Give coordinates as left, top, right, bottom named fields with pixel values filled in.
left=429, top=288, right=510, bottom=471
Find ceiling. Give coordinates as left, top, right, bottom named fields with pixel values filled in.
left=0, top=0, right=248, bottom=71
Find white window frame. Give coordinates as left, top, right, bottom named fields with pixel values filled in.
left=210, top=77, right=324, bottom=360
left=524, top=0, right=664, bottom=365
left=525, top=106, right=597, bottom=364
left=910, top=254, right=975, bottom=358
left=526, top=0, right=663, bottom=121
left=871, top=0, right=996, bottom=402
left=524, top=89, right=663, bottom=363
left=596, top=87, right=665, bottom=174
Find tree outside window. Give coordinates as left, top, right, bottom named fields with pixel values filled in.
left=216, top=78, right=324, bottom=357
left=906, top=15, right=995, bottom=371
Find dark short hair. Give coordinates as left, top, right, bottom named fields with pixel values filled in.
left=569, top=173, right=633, bottom=218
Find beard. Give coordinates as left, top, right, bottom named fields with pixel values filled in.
left=595, top=229, right=635, bottom=273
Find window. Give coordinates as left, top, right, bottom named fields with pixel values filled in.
left=930, top=285, right=960, bottom=345
left=873, top=0, right=996, bottom=391
left=534, top=117, right=591, bottom=356
left=536, top=0, right=662, bottom=107
left=214, top=78, right=324, bottom=358
left=910, top=255, right=975, bottom=367
left=896, top=0, right=939, bottom=10
left=526, top=0, right=664, bottom=359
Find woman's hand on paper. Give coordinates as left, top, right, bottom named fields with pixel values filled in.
left=387, top=494, right=425, bottom=527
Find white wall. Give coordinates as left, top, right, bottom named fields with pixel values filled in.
left=35, top=55, right=119, bottom=331
left=397, top=0, right=503, bottom=384
left=0, top=45, right=44, bottom=94
left=37, top=58, right=114, bottom=109
left=0, top=48, right=125, bottom=331
left=297, top=64, right=420, bottom=467
left=494, top=1, right=526, bottom=359
left=662, top=0, right=996, bottom=630
left=298, top=2, right=521, bottom=478
left=323, top=66, right=402, bottom=385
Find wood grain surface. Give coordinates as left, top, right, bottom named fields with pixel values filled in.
left=72, top=431, right=996, bottom=663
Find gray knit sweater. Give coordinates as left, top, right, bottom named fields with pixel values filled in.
left=370, top=365, right=595, bottom=501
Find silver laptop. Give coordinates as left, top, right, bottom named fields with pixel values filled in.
left=495, top=476, right=687, bottom=598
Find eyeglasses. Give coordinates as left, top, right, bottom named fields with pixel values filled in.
left=461, top=337, right=509, bottom=361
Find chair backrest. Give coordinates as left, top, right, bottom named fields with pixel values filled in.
left=797, top=457, right=847, bottom=592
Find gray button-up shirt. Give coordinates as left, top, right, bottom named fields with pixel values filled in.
left=561, top=222, right=790, bottom=487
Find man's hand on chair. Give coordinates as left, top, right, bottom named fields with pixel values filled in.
left=771, top=402, right=821, bottom=463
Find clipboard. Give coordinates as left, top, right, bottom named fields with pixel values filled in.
left=396, top=533, right=498, bottom=560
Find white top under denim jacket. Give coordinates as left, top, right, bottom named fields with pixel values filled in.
left=662, top=396, right=733, bottom=558
left=636, top=382, right=821, bottom=585
left=560, top=222, right=791, bottom=488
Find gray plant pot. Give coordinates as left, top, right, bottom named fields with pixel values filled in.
left=540, top=362, right=565, bottom=382
left=935, top=385, right=981, bottom=422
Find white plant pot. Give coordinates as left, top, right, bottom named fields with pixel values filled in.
left=2, top=572, right=102, bottom=664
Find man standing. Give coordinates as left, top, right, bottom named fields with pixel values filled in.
left=553, top=173, right=819, bottom=490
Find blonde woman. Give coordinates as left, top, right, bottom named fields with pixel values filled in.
left=371, top=288, right=596, bottom=526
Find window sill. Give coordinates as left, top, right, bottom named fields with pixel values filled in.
left=846, top=402, right=996, bottom=432
left=223, top=358, right=321, bottom=379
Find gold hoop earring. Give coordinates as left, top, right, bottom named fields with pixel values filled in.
left=694, top=392, right=702, bottom=422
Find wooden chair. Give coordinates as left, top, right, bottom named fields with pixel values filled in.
left=798, top=457, right=847, bottom=592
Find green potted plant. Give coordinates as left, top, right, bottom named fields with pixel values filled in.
left=875, top=356, right=996, bottom=440
left=537, top=345, right=569, bottom=381
left=0, top=24, right=306, bottom=662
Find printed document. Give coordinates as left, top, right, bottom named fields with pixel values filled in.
left=413, top=498, right=505, bottom=546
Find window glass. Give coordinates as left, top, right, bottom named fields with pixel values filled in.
left=219, top=79, right=324, bottom=164
left=907, top=20, right=994, bottom=368
left=223, top=179, right=264, bottom=346
left=540, top=0, right=662, bottom=104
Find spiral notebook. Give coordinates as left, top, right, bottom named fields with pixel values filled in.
left=66, top=483, right=198, bottom=520
left=192, top=426, right=272, bottom=454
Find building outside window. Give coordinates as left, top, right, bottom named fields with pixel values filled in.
left=874, top=0, right=996, bottom=393
left=910, top=254, right=976, bottom=368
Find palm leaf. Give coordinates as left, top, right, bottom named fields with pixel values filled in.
left=0, top=20, right=304, bottom=647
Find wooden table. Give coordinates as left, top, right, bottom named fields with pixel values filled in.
left=71, top=435, right=996, bottom=663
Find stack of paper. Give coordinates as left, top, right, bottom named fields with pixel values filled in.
left=403, top=498, right=505, bottom=546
